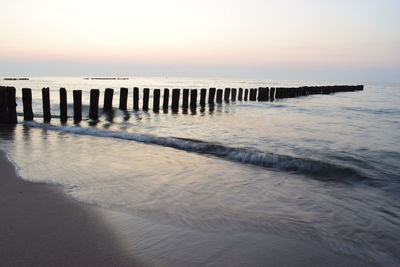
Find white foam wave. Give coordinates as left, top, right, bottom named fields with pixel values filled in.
left=24, top=121, right=363, bottom=180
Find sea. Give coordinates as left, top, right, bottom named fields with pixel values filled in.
left=0, top=77, right=399, bottom=266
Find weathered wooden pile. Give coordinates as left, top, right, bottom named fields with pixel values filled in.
left=0, top=85, right=363, bottom=124
left=0, top=86, right=18, bottom=124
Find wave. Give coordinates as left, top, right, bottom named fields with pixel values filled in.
left=343, top=106, right=400, bottom=115
left=24, top=121, right=366, bottom=181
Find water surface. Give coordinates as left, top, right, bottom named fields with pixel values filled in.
left=1, top=77, right=399, bottom=266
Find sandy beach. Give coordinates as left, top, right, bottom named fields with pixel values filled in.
left=0, top=150, right=148, bottom=267
left=0, top=146, right=379, bottom=266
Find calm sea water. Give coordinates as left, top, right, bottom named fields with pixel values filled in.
left=1, top=77, right=400, bottom=266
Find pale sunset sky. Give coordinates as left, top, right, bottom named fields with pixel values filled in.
left=0, top=0, right=399, bottom=82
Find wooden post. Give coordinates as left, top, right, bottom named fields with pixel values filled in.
left=257, top=87, right=266, bottom=101
left=280, top=87, right=285, bottom=98
left=89, top=89, right=100, bottom=121
left=119, top=87, right=128, bottom=111
left=142, top=88, right=149, bottom=111
left=285, top=88, right=291, bottom=98
left=231, top=88, right=237, bottom=101
left=244, top=89, right=249, bottom=101
left=6, top=87, right=17, bottom=124
left=275, top=88, right=282, bottom=98
left=208, top=103, right=215, bottom=112
left=250, top=89, right=257, bottom=101
left=103, top=88, right=114, bottom=113
left=200, top=89, right=206, bottom=107
left=311, top=87, right=317, bottom=94
left=238, top=88, right=243, bottom=101
left=258, top=87, right=268, bottom=101
left=286, top=88, right=291, bottom=97
left=293, top=87, right=299, bottom=97
left=277, top=88, right=283, bottom=98
left=216, top=89, right=223, bottom=103
left=253, top=88, right=258, bottom=101
left=257, top=87, right=263, bottom=101
left=171, top=89, right=180, bottom=111
left=264, top=87, right=269, bottom=100
left=224, top=88, right=231, bottom=102
left=22, top=88, right=34, bottom=120
left=182, top=89, right=189, bottom=109
left=293, top=87, right=300, bottom=97
left=296, top=87, right=301, bottom=97
left=190, top=89, right=197, bottom=110
left=133, top=87, right=139, bottom=110
left=153, top=89, right=160, bottom=112
left=60, top=88, right=68, bottom=123
left=208, top=88, right=216, bottom=104
left=73, top=90, right=82, bottom=123
left=0, top=87, right=8, bottom=123
left=322, top=86, right=331, bottom=95
left=311, top=86, right=318, bottom=95
left=163, top=88, right=169, bottom=111
left=299, top=87, right=305, bottom=96
left=42, top=87, right=51, bottom=122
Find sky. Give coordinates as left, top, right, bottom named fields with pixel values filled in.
left=0, top=0, right=399, bottom=82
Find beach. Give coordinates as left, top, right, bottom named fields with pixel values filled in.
left=0, top=149, right=148, bottom=267
left=1, top=148, right=379, bottom=266
left=0, top=77, right=399, bottom=266
left=1, top=0, right=399, bottom=265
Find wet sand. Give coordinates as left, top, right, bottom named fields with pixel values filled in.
left=0, top=149, right=378, bottom=266
left=0, top=150, right=147, bottom=267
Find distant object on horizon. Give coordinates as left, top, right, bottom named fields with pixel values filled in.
left=4, top=78, right=29, bottom=81
left=83, top=77, right=130, bottom=80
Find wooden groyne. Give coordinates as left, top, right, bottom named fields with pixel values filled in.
left=0, top=85, right=363, bottom=124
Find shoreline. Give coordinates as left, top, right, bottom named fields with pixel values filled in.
left=0, top=147, right=379, bottom=266
left=0, top=149, right=148, bottom=267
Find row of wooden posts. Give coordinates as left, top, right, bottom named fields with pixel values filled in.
left=1, top=85, right=363, bottom=124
